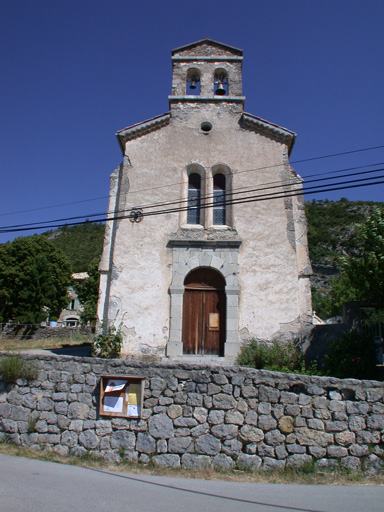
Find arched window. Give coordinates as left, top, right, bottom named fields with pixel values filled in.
left=187, top=173, right=201, bottom=224
left=186, top=68, right=201, bottom=95
left=213, top=173, right=226, bottom=225
left=214, top=70, right=228, bottom=96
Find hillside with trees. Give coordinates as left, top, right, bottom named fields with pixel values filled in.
left=305, top=199, right=384, bottom=318
left=44, top=222, right=105, bottom=273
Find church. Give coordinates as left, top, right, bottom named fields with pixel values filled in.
left=97, top=38, right=312, bottom=360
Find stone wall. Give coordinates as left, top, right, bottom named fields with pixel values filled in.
left=0, top=354, right=383, bottom=472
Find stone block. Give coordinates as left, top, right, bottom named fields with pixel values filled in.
left=258, top=402, right=271, bottom=414
left=367, top=414, right=384, bottom=430
left=259, top=386, right=279, bottom=403
left=149, top=413, right=174, bottom=438
left=327, top=445, right=348, bottom=458
left=193, top=407, right=208, bottom=423
left=239, top=425, right=264, bottom=443
left=244, top=410, right=258, bottom=426
left=153, top=454, right=180, bottom=467
left=225, top=410, right=244, bottom=425
left=237, top=454, right=262, bottom=470
left=262, top=457, right=285, bottom=470
left=257, top=443, right=275, bottom=457
left=61, top=431, right=78, bottom=447
left=286, top=454, right=312, bottom=468
left=335, top=431, right=355, bottom=446
left=349, top=443, right=369, bottom=457
left=307, top=419, right=324, bottom=431
left=181, top=454, right=211, bottom=469
left=69, top=420, right=83, bottom=432
left=110, top=431, right=136, bottom=451
left=79, top=430, right=99, bottom=450
left=212, top=394, right=236, bottom=410
left=295, top=428, right=334, bottom=447
left=325, top=421, right=348, bottom=432
left=195, top=434, right=221, bottom=455
left=169, top=436, right=194, bottom=454
left=264, top=429, right=285, bottom=446
left=211, top=424, right=238, bottom=440
left=278, top=415, right=295, bottom=434
left=308, top=445, right=326, bottom=459
left=136, top=433, right=156, bottom=454
left=287, top=444, right=306, bottom=454
left=208, top=410, right=224, bottom=425
left=1, top=419, right=18, bottom=433
left=280, top=391, right=298, bottom=404
left=258, top=415, right=277, bottom=431
left=68, top=402, right=89, bottom=420
left=212, top=454, right=235, bottom=470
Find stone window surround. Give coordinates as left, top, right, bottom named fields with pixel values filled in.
left=180, top=163, right=233, bottom=229
left=166, top=239, right=241, bottom=359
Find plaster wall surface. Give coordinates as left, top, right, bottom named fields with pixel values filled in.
left=99, top=100, right=311, bottom=356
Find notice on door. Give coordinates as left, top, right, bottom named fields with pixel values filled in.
left=208, top=312, right=219, bottom=331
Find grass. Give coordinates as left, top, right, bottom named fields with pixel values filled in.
left=0, top=353, right=39, bottom=383
left=0, top=442, right=383, bottom=486
left=0, top=333, right=93, bottom=352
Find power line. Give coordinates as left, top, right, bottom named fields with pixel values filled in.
left=2, top=163, right=384, bottom=231
left=1, top=144, right=383, bottom=218
left=1, top=174, right=383, bottom=234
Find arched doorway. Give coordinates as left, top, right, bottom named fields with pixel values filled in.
left=182, top=268, right=226, bottom=356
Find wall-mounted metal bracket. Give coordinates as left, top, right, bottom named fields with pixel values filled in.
left=129, top=208, right=143, bottom=223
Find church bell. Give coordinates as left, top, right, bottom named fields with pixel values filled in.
left=215, top=81, right=226, bottom=95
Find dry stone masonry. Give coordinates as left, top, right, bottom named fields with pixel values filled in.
left=0, top=354, right=383, bottom=472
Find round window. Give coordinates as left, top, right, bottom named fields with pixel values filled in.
left=200, top=121, right=213, bottom=133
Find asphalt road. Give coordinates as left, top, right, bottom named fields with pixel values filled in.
left=1, top=454, right=383, bottom=512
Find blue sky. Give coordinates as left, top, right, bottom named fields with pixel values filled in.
left=1, top=0, right=383, bottom=244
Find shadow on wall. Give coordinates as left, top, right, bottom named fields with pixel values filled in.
left=303, top=323, right=346, bottom=367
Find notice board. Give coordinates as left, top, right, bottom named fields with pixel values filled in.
left=99, top=375, right=145, bottom=418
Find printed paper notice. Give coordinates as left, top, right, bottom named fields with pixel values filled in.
left=128, top=383, right=141, bottom=405
left=105, top=379, right=126, bottom=393
left=127, top=404, right=140, bottom=417
left=104, top=396, right=123, bottom=413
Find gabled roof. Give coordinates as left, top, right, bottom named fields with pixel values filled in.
left=115, top=111, right=296, bottom=154
left=116, top=113, right=171, bottom=152
left=240, top=113, right=297, bottom=155
left=172, top=38, right=243, bottom=57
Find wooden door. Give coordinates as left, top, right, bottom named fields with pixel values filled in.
left=182, top=269, right=226, bottom=356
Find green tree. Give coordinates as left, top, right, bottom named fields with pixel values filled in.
left=0, top=235, right=72, bottom=324
left=74, top=257, right=100, bottom=325
left=330, top=208, right=384, bottom=312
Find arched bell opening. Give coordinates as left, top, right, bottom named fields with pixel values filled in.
left=186, top=68, right=201, bottom=95
left=214, top=69, right=228, bottom=96
left=182, top=267, right=226, bottom=356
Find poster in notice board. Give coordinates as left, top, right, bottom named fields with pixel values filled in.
left=99, top=375, right=145, bottom=418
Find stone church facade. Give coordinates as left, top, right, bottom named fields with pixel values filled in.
left=97, top=39, right=312, bottom=360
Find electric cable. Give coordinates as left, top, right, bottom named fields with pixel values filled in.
left=2, top=164, right=384, bottom=231
left=1, top=144, right=383, bottom=218
left=1, top=174, right=383, bottom=234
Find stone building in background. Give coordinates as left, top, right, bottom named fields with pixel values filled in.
left=97, top=39, right=312, bottom=360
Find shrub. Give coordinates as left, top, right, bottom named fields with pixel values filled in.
left=93, top=324, right=123, bottom=358
left=0, top=354, right=23, bottom=383
left=322, top=330, right=381, bottom=380
left=237, top=340, right=319, bottom=375
left=0, top=354, right=38, bottom=383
